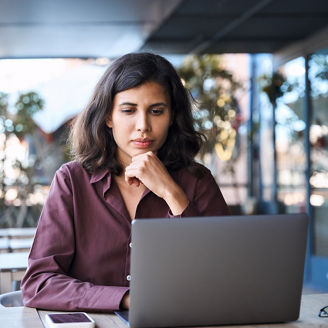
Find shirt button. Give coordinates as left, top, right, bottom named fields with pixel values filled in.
left=129, top=243, right=132, bottom=248
left=126, top=275, right=131, bottom=281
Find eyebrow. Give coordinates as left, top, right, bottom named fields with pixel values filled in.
left=150, top=102, right=169, bottom=108
left=118, top=102, right=169, bottom=107
left=119, top=102, right=137, bottom=107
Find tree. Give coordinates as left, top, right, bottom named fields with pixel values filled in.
left=260, top=71, right=292, bottom=106
left=0, top=91, right=44, bottom=227
left=177, top=54, right=243, bottom=168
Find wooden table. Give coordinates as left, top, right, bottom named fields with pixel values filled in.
left=0, top=238, right=33, bottom=253
left=1, top=293, right=328, bottom=327
left=0, top=306, right=43, bottom=328
left=0, top=228, right=36, bottom=239
left=0, top=252, right=29, bottom=272
left=0, top=228, right=35, bottom=255
left=0, top=252, right=29, bottom=293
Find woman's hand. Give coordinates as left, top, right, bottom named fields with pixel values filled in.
left=125, top=152, right=189, bottom=215
left=125, top=152, right=170, bottom=197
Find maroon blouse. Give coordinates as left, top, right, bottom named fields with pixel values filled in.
left=21, top=161, right=229, bottom=312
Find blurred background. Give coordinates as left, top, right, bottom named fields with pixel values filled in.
left=0, top=0, right=327, bottom=293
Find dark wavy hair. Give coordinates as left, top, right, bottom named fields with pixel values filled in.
left=69, top=52, right=205, bottom=175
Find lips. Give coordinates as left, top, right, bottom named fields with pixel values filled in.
left=132, top=138, right=153, bottom=148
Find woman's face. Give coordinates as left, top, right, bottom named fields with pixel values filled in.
left=106, top=81, right=172, bottom=167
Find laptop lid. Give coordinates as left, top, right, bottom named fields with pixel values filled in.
left=125, top=214, right=308, bottom=328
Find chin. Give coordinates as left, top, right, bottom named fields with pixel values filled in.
left=134, top=149, right=152, bottom=155
left=133, top=148, right=157, bottom=156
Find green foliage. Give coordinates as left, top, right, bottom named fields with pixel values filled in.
left=312, top=55, right=328, bottom=81
left=0, top=92, right=9, bottom=117
left=0, top=90, right=43, bottom=227
left=259, top=71, right=292, bottom=105
left=177, top=54, right=242, bottom=161
left=14, top=92, right=44, bottom=139
left=0, top=91, right=43, bottom=138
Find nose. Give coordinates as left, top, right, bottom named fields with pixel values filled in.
left=136, top=111, right=151, bottom=132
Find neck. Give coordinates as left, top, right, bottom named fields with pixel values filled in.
left=116, top=152, right=131, bottom=173
left=115, top=173, right=126, bottom=184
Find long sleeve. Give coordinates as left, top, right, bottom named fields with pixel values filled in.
left=172, top=166, right=229, bottom=218
left=21, top=161, right=228, bottom=312
left=21, top=165, right=129, bottom=312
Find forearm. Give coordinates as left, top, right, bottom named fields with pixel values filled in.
left=163, top=181, right=189, bottom=215
left=22, top=269, right=129, bottom=312
left=168, top=165, right=229, bottom=218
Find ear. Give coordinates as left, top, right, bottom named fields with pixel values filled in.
left=106, top=117, right=112, bottom=128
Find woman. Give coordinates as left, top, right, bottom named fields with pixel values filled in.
left=21, top=53, right=229, bottom=312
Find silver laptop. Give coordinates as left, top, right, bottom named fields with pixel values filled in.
left=115, top=214, right=308, bottom=327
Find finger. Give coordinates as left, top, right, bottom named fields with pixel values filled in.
left=130, top=177, right=140, bottom=187
left=131, top=178, right=140, bottom=187
left=131, top=151, right=154, bottom=162
left=125, top=162, right=146, bottom=177
left=125, top=174, right=141, bottom=187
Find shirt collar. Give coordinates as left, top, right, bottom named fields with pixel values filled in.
left=90, top=166, right=155, bottom=196
left=90, top=167, right=113, bottom=197
left=90, top=168, right=109, bottom=184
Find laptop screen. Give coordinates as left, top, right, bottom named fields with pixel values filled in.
left=116, top=214, right=308, bottom=328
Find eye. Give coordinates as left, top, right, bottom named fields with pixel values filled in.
left=150, top=108, right=164, bottom=115
left=121, top=107, right=135, bottom=114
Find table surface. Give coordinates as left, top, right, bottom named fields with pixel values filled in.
left=0, top=228, right=36, bottom=238
left=0, top=251, right=29, bottom=272
left=0, top=238, right=33, bottom=252
left=1, top=293, right=328, bottom=328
